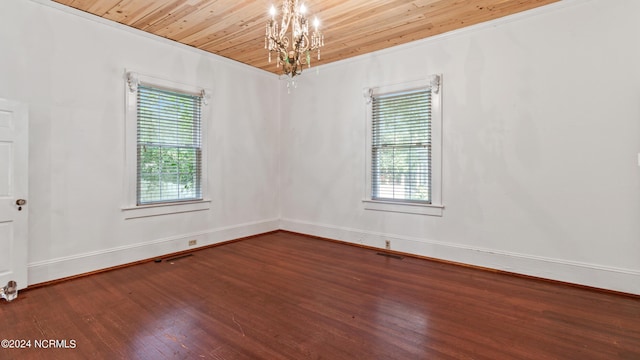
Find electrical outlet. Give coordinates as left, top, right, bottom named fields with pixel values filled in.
left=385, top=240, right=390, bottom=250
left=188, top=240, right=197, bottom=246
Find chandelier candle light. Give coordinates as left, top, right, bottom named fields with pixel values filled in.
left=265, top=0, right=324, bottom=78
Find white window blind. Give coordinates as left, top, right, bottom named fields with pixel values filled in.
left=136, top=85, right=202, bottom=205
left=371, top=87, right=432, bottom=203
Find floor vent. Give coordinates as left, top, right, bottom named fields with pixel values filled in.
left=163, top=253, right=194, bottom=262
left=376, top=252, right=404, bottom=260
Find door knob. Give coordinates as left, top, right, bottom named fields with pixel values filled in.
left=16, top=199, right=26, bottom=211
left=0, top=280, right=18, bottom=302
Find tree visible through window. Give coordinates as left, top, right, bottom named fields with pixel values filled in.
left=371, top=88, right=432, bottom=203
left=136, top=85, right=202, bottom=204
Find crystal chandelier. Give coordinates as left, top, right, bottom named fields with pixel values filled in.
left=265, top=0, right=325, bottom=78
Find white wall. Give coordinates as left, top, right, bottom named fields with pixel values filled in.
left=280, top=0, right=640, bottom=294
left=0, top=0, right=280, bottom=284
left=2, top=0, right=638, bottom=295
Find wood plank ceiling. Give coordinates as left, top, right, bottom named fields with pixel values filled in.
left=52, top=0, right=559, bottom=75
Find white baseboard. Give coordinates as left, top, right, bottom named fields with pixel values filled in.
left=280, top=218, right=640, bottom=295
left=28, top=217, right=640, bottom=295
left=28, top=218, right=279, bottom=286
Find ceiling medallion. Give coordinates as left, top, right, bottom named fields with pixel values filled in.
left=265, top=0, right=325, bottom=82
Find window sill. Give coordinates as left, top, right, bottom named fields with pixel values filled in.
left=122, top=200, right=211, bottom=219
left=362, top=199, right=444, bottom=216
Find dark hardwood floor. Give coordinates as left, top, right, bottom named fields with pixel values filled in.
left=1, top=231, right=639, bottom=359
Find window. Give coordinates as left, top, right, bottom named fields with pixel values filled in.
left=123, top=71, right=210, bottom=218
left=136, top=85, right=202, bottom=204
left=372, top=88, right=431, bottom=203
left=364, top=75, right=443, bottom=216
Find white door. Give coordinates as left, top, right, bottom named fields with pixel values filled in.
left=0, top=99, right=28, bottom=291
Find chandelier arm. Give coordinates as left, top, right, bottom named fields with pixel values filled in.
left=279, top=1, right=293, bottom=40
left=299, top=34, right=310, bottom=53
left=269, top=36, right=289, bottom=52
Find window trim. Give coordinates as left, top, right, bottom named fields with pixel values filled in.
left=123, top=71, right=211, bottom=218
left=363, top=75, right=443, bottom=216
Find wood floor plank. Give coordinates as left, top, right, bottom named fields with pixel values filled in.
left=1, top=231, right=638, bottom=359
